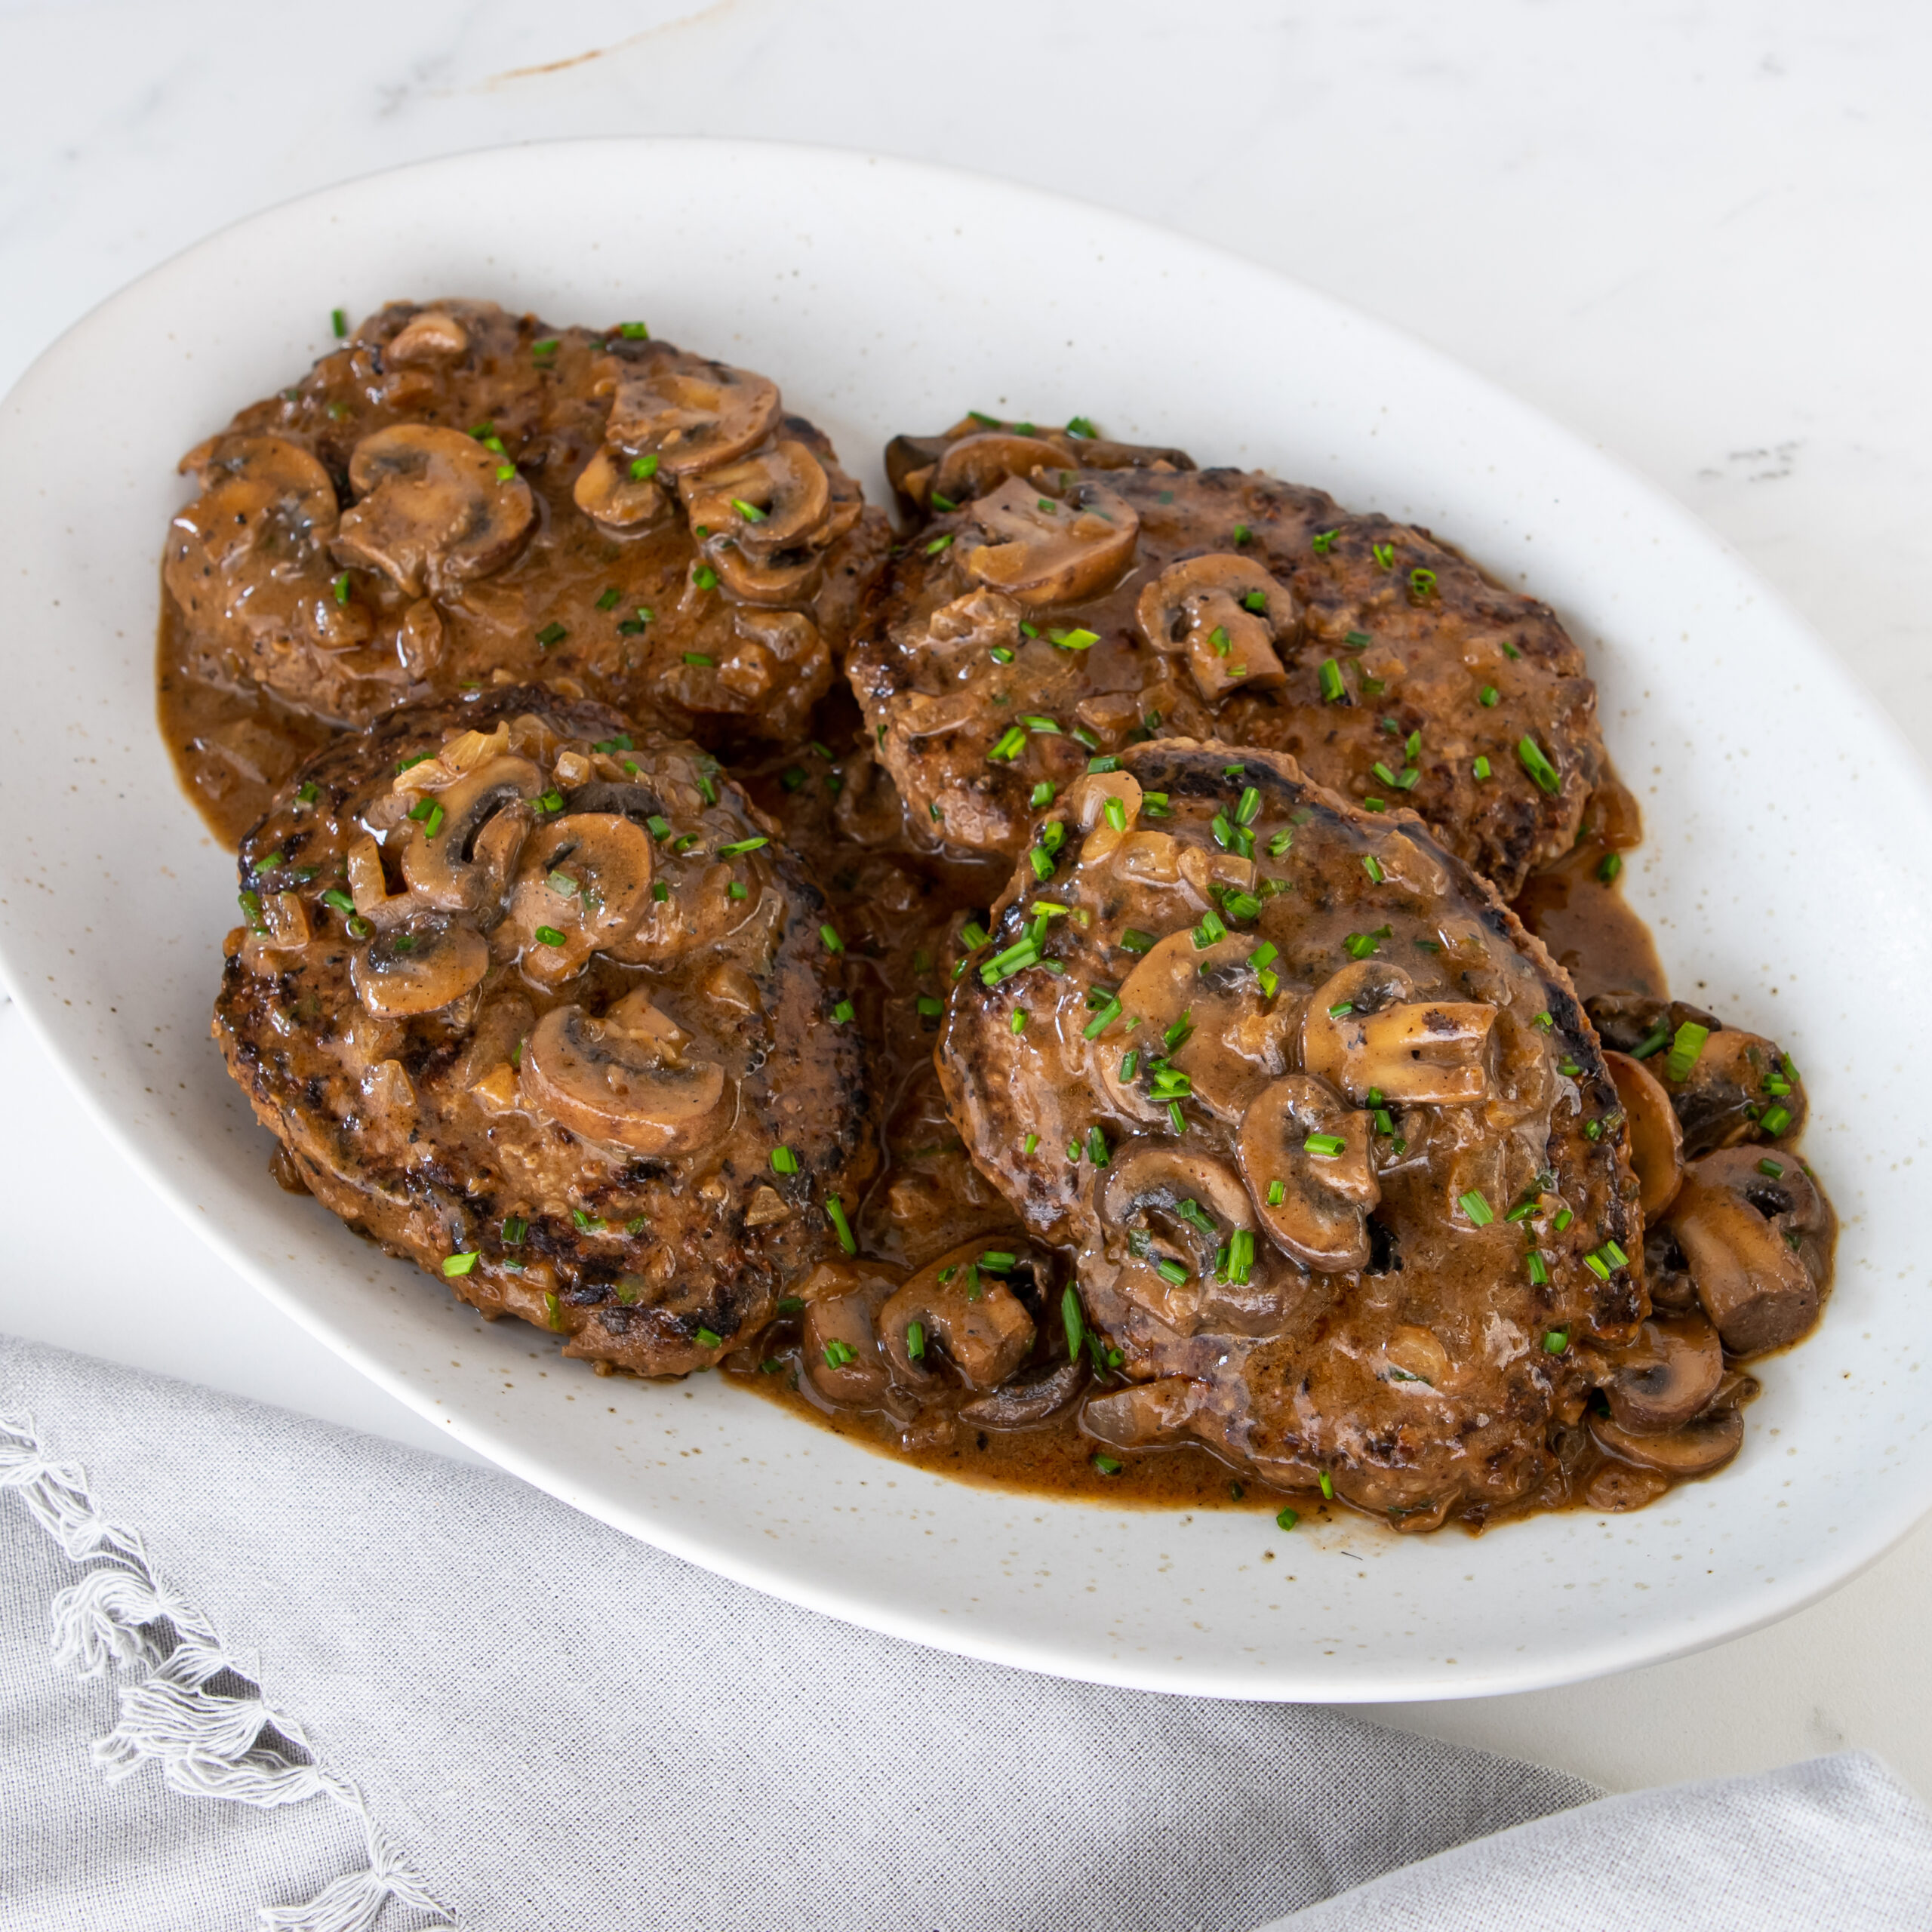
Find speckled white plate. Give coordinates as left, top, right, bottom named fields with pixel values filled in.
left=0, top=140, right=1921, bottom=1701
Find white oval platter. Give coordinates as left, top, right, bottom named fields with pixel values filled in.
left=0, top=139, right=1921, bottom=1700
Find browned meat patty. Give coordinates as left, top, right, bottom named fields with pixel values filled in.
left=935, top=739, right=1645, bottom=1529
left=846, top=460, right=1601, bottom=899
left=165, top=297, right=888, bottom=743
left=213, top=686, right=875, bottom=1375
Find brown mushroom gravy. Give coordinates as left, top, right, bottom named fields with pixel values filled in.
left=163, top=314, right=1837, bottom=1534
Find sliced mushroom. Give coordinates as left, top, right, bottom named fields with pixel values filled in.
left=1100, top=931, right=1285, bottom=1123
left=518, top=992, right=732, bottom=1157
left=1134, top=553, right=1295, bottom=701
left=1097, top=1144, right=1275, bottom=1334
left=800, top=1265, right=899, bottom=1407
left=705, top=539, right=823, bottom=606
left=962, top=475, right=1139, bottom=607
left=1585, top=995, right=1807, bottom=1156
left=1584, top=1463, right=1672, bottom=1512
left=1596, top=1315, right=1724, bottom=1433
left=1237, top=1075, right=1380, bottom=1271
left=165, top=435, right=363, bottom=651
left=928, top=432, right=1073, bottom=506
left=1664, top=1146, right=1833, bottom=1357
left=600, top=346, right=782, bottom=476
left=1589, top=1406, right=1744, bottom=1478
left=681, top=440, right=832, bottom=553
left=400, top=755, right=543, bottom=910
left=386, top=310, right=469, bottom=364
left=876, top=1241, right=1036, bottom=1391
left=1070, top=769, right=1144, bottom=865
left=571, top=448, right=668, bottom=530
left=332, top=425, right=535, bottom=598
left=499, top=813, right=655, bottom=983
left=959, top=1358, right=1089, bottom=1429
left=1605, top=1049, right=1684, bottom=1217
left=1081, top=1376, right=1204, bottom=1449
left=350, top=914, right=488, bottom=1017
left=1301, top=961, right=1496, bottom=1105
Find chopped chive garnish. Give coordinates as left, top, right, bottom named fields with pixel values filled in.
left=1542, top=1328, right=1568, bottom=1353
left=533, top=924, right=565, bottom=947
left=1094, top=1455, right=1124, bottom=1477
left=322, top=887, right=355, bottom=915
left=331, top=571, right=352, bottom=605
left=989, top=726, right=1027, bottom=761
left=1029, top=780, right=1057, bottom=808
left=1010, top=1008, right=1026, bottom=1034
left=1665, top=1021, right=1711, bottom=1084
left=823, top=1196, right=856, bottom=1254
left=1118, top=928, right=1157, bottom=955
left=1517, top=735, right=1561, bottom=795
left=1084, top=1124, right=1110, bottom=1167
left=916, top=995, right=944, bottom=1019
left=1103, top=796, right=1128, bottom=832
left=693, top=565, right=719, bottom=590
left=683, top=651, right=715, bottom=667
left=1342, top=927, right=1390, bottom=960
left=1266, top=1180, right=1287, bottom=1207
left=1318, top=659, right=1346, bottom=703
left=1312, top=531, right=1337, bottom=554
left=1472, top=755, right=1492, bottom=780
left=1758, top=1157, right=1786, bottom=1178
left=1478, top=685, right=1500, bottom=708
left=823, top=1339, right=857, bottom=1369
left=1155, top=1258, right=1190, bottom=1286
left=545, top=867, right=577, bottom=897
left=820, top=924, right=844, bottom=953
left=629, top=454, right=660, bottom=481
left=1761, top=1103, right=1792, bottom=1137
left=543, top=1293, right=565, bottom=1331
left=1051, top=626, right=1100, bottom=651
left=1022, top=1132, right=1039, bottom=1155
left=718, top=835, right=768, bottom=856
left=1583, top=1250, right=1611, bottom=1281
left=531, top=337, right=559, bottom=358
left=1277, top=1507, right=1299, bottom=1531
left=331, top=306, right=349, bottom=338
left=1459, top=1189, right=1494, bottom=1226
left=731, top=497, right=768, bottom=524
left=1527, top=1251, right=1550, bottom=1286
left=1193, top=909, right=1228, bottom=949
left=1596, top=851, right=1623, bottom=884
left=830, top=999, right=854, bottom=1023
left=924, top=534, right=953, bottom=555
left=771, top=1146, right=800, bottom=1175
left=1553, top=1206, right=1574, bottom=1232
left=1361, top=854, right=1385, bottom=884
left=1303, top=1133, right=1346, bottom=1158
left=1082, top=998, right=1122, bottom=1040
left=1140, top=792, right=1171, bottom=817
left=618, top=321, right=649, bottom=339
left=535, top=620, right=567, bottom=648
left=1167, top=1100, right=1187, bottom=1134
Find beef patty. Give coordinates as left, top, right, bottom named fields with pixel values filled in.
left=847, top=459, right=1601, bottom=899
left=213, top=686, right=875, bottom=1374
left=936, top=740, right=1643, bottom=1528
left=165, top=298, right=888, bottom=744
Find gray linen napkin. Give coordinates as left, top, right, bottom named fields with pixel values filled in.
left=2, top=1335, right=1925, bottom=1931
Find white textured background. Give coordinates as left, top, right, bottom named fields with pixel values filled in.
left=1, top=0, right=1927, bottom=1795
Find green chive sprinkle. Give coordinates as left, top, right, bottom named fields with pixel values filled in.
left=1277, top=1507, right=1299, bottom=1531
left=1319, top=659, right=1346, bottom=703
left=1543, top=1329, right=1568, bottom=1353
left=1517, top=736, right=1561, bottom=795
left=830, top=999, right=854, bottom=1024
left=1527, top=1251, right=1550, bottom=1287
left=1459, top=1190, right=1495, bottom=1226
left=1761, top=1103, right=1792, bottom=1137
left=629, top=454, right=660, bottom=481
left=824, top=1196, right=856, bottom=1254
left=1666, top=1022, right=1711, bottom=1084
left=1303, top=1133, right=1346, bottom=1158
left=771, top=1146, right=800, bottom=1176
left=820, top=924, right=844, bottom=953
left=1478, top=685, right=1500, bottom=708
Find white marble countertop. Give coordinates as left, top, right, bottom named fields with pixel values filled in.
left=2, top=0, right=1928, bottom=1800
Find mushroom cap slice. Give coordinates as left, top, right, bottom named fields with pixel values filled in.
left=958, top=1358, right=1089, bottom=1429
left=500, top=812, right=655, bottom=984
left=1595, top=1315, right=1724, bottom=1434
left=349, top=914, right=489, bottom=1017
left=334, top=425, right=535, bottom=598
left=1102, top=931, right=1286, bottom=1123
left=1134, top=552, right=1295, bottom=701
left=175, top=432, right=340, bottom=555
left=800, top=1264, right=900, bottom=1408
left=400, top=755, right=543, bottom=910
left=1665, top=1146, right=1833, bottom=1357
left=1301, top=960, right=1496, bottom=1105
left=600, top=346, right=782, bottom=476
left=518, top=995, right=732, bottom=1157
left=929, top=432, right=1074, bottom=506
left=680, top=440, right=832, bottom=554
left=1238, top=1075, right=1380, bottom=1272
left=1605, top=1049, right=1684, bottom=1217
left=1080, top=1376, right=1204, bottom=1450
left=962, top=474, right=1140, bottom=608
left=572, top=448, right=668, bottom=530
left=1589, top=1405, right=1743, bottom=1478
left=1097, top=1144, right=1269, bottom=1334
left=386, top=309, right=469, bottom=364
left=876, top=1239, right=1038, bottom=1392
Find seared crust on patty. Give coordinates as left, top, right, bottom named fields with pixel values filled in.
left=938, top=740, right=1641, bottom=1527
left=214, top=686, right=875, bottom=1374
left=848, top=463, right=1601, bottom=898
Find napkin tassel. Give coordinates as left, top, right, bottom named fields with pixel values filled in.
left=2, top=1411, right=455, bottom=1930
